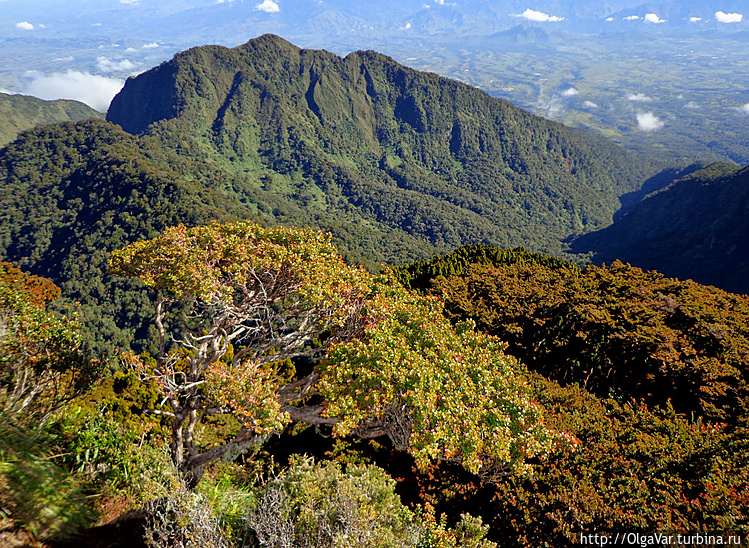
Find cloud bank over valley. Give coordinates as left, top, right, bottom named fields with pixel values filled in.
left=20, top=70, right=124, bottom=112
left=636, top=112, right=665, bottom=132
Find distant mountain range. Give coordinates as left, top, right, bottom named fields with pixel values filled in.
left=4, top=1, right=747, bottom=48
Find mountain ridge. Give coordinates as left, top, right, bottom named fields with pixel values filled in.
left=0, top=35, right=671, bottom=350
left=572, top=162, right=749, bottom=294
left=0, top=92, right=102, bottom=147
left=108, top=34, right=663, bottom=258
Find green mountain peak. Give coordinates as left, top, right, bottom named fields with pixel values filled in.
left=108, top=34, right=662, bottom=258
left=3, top=35, right=666, bottom=350
left=0, top=93, right=103, bottom=147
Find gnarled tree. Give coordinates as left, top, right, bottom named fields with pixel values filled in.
left=109, top=221, right=563, bottom=486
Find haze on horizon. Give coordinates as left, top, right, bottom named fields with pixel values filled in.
left=1, top=0, right=748, bottom=163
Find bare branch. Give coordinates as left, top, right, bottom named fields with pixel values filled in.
left=144, top=409, right=176, bottom=419
left=182, top=428, right=264, bottom=471
left=204, top=407, right=230, bottom=416
left=281, top=405, right=339, bottom=427
left=276, top=372, right=320, bottom=404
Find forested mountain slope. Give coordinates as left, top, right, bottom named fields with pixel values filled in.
left=0, top=93, right=102, bottom=147
left=572, top=162, right=749, bottom=294
left=108, top=34, right=662, bottom=258
left=0, top=35, right=667, bottom=351
left=0, top=120, right=259, bottom=353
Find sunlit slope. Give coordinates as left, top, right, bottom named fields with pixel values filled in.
left=108, top=34, right=660, bottom=258
left=0, top=93, right=102, bottom=147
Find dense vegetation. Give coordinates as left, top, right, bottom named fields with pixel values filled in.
left=1, top=34, right=747, bottom=548
left=3, top=236, right=747, bottom=547
left=109, top=34, right=664, bottom=258
left=1, top=229, right=545, bottom=548
left=396, top=244, right=749, bottom=422
left=0, top=35, right=673, bottom=353
left=394, top=244, right=749, bottom=545
left=0, top=120, right=261, bottom=354
left=109, top=222, right=561, bottom=486
left=572, top=162, right=749, bottom=294
left=0, top=262, right=98, bottom=424
left=0, top=93, right=101, bottom=147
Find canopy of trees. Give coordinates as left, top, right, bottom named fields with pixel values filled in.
left=395, top=244, right=749, bottom=422
left=392, top=244, right=749, bottom=544
left=109, top=221, right=561, bottom=486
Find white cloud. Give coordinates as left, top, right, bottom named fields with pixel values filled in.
left=120, top=0, right=139, bottom=4
left=542, top=97, right=564, bottom=117
left=623, top=15, right=640, bottom=21
left=255, top=0, right=280, bottom=13
left=15, top=21, right=34, bottom=30
left=142, top=42, right=159, bottom=49
left=684, top=101, right=700, bottom=109
left=520, top=9, right=564, bottom=22
left=628, top=93, right=652, bottom=102
left=561, top=87, right=578, bottom=97
left=689, top=17, right=702, bottom=22
left=96, top=57, right=136, bottom=73
left=125, top=47, right=137, bottom=53
left=636, top=112, right=664, bottom=132
left=740, top=103, right=749, bottom=114
left=53, top=56, right=74, bottom=62
left=583, top=101, right=599, bottom=109
left=644, top=13, right=666, bottom=24
left=605, top=17, right=614, bottom=22
left=21, top=70, right=124, bottom=112
left=715, top=11, right=743, bottom=23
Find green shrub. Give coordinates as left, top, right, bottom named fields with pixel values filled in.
left=143, top=475, right=231, bottom=548
left=245, top=458, right=418, bottom=547
left=56, top=405, right=173, bottom=505
left=0, top=262, right=100, bottom=426
left=486, top=376, right=749, bottom=546
left=243, top=458, right=495, bottom=548
left=196, top=461, right=259, bottom=546
left=423, top=257, right=749, bottom=423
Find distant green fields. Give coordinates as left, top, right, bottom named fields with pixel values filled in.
left=378, top=33, right=749, bottom=165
